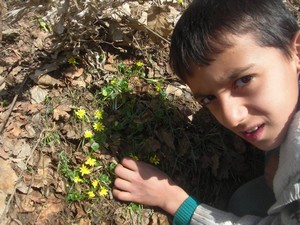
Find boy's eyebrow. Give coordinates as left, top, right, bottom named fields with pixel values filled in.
left=193, top=63, right=255, bottom=99
left=228, top=63, right=255, bottom=80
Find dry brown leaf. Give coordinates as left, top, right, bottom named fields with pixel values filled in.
left=61, top=124, right=81, bottom=140
left=71, top=78, right=86, bottom=88
left=28, top=191, right=45, bottom=203
left=147, top=5, right=173, bottom=40
left=35, top=202, right=64, bottom=225
left=20, top=197, right=35, bottom=213
left=16, top=192, right=36, bottom=213
left=14, top=140, right=31, bottom=158
left=0, top=193, right=8, bottom=218
left=26, top=103, right=44, bottom=114
left=151, top=212, right=170, bottom=225
left=5, top=120, right=27, bottom=138
left=23, top=124, right=36, bottom=138
left=79, top=218, right=91, bottom=225
left=0, top=158, right=18, bottom=194
left=103, top=64, right=117, bottom=72
left=65, top=67, right=84, bottom=78
left=0, top=149, right=10, bottom=159
left=53, top=104, right=71, bottom=121
left=166, top=84, right=183, bottom=97
left=74, top=202, right=86, bottom=218
left=107, top=53, right=115, bottom=64
left=37, top=74, right=65, bottom=87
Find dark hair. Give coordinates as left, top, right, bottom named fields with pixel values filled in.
left=170, top=0, right=299, bottom=81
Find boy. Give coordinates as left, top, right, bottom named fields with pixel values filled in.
left=113, top=0, right=300, bottom=224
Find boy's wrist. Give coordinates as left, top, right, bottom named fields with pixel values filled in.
left=161, top=186, right=189, bottom=215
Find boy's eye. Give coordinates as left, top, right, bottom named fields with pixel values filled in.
left=234, top=75, right=253, bottom=88
left=200, top=95, right=215, bottom=106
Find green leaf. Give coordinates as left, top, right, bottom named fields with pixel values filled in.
left=91, top=142, right=100, bottom=151
left=109, top=162, right=117, bottom=172
left=102, top=89, right=108, bottom=96
left=100, top=174, right=111, bottom=184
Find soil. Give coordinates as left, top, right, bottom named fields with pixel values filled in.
left=2, top=1, right=298, bottom=224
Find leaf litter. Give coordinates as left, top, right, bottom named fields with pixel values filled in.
left=1, top=0, right=293, bottom=224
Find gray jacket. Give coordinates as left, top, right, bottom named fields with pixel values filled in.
left=191, top=111, right=300, bottom=225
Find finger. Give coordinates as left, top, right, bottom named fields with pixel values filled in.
left=120, top=157, right=139, bottom=171
left=112, top=188, right=134, bottom=202
left=114, top=163, right=136, bottom=180
left=114, top=177, right=132, bottom=192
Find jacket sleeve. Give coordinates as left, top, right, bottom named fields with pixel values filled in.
left=190, top=199, right=300, bottom=225
left=190, top=203, right=276, bottom=225
left=173, top=179, right=300, bottom=225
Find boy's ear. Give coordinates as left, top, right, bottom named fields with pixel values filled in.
left=291, top=30, right=300, bottom=71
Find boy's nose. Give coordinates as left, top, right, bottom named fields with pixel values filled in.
left=218, top=97, right=248, bottom=129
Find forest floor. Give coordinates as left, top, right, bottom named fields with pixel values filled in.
left=1, top=0, right=297, bottom=224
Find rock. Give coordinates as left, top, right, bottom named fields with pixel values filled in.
left=30, top=86, right=48, bottom=103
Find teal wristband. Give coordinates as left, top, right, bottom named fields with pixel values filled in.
left=172, top=196, right=199, bottom=225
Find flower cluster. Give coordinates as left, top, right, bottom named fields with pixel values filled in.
left=72, top=157, right=110, bottom=199
left=74, top=108, right=105, bottom=142
left=150, top=154, right=160, bottom=165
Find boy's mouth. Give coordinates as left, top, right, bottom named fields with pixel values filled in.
left=241, top=124, right=264, bottom=141
left=245, top=126, right=260, bottom=133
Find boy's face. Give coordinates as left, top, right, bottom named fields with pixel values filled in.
left=186, top=33, right=300, bottom=151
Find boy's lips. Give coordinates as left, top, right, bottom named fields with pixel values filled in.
left=241, top=124, right=265, bottom=142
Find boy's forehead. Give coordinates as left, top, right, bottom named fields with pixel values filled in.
left=186, top=34, right=270, bottom=93
left=188, top=33, right=266, bottom=74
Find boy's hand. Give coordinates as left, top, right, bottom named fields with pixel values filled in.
left=264, top=151, right=279, bottom=190
left=113, top=158, right=189, bottom=215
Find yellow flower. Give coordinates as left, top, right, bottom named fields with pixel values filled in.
left=75, top=109, right=86, bottom=119
left=92, top=180, right=98, bottom=188
left=84, top=130, right=93, bottom=139
left=85, top=157, right=96, bottom=167
left=80, top=164, right=91, bottom=176
left=155, top=83, right=162, bottom=92
left=177, top=0, right=183, bottom=4
left=110, top=79, right=116, bottom=85
left=136, top=61, right=144, bottom=67
left=149, top=155, right=160, bottom=165
left=99, top=186, right=108, bottom=197
left=68, top=57, right=78, bottom=65
left=87, top=191, right=95, bottom=199
left=93, top=122, right=105, bottom=132
left=94, top=110, right=103, bottom=120
left=129, top=153, right=139, bottom=161
left=73, top=176, right=83, bottom=183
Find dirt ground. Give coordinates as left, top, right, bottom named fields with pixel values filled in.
left=1, top=1, right=298, bottom=224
